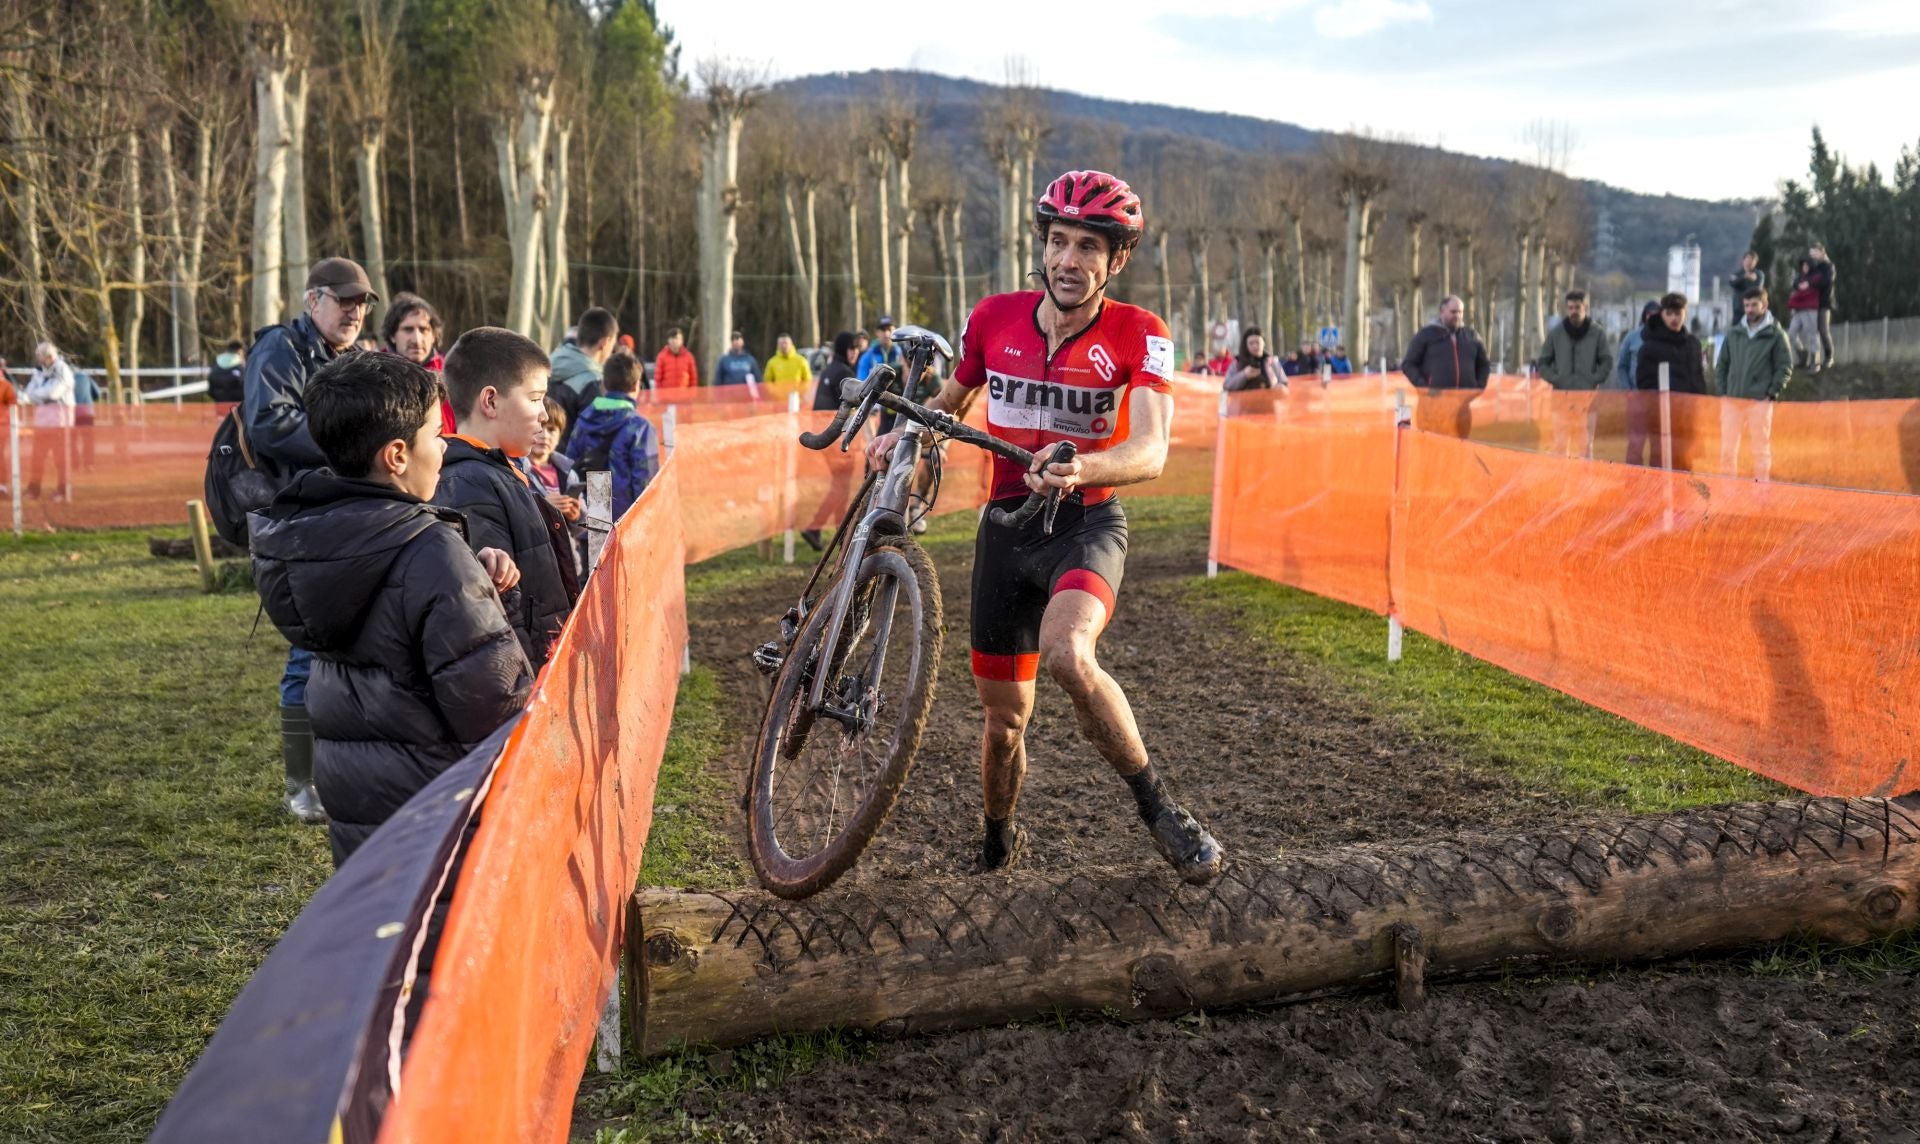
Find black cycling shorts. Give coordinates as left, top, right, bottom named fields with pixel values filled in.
left=970, top=493, right=1129, bottom=682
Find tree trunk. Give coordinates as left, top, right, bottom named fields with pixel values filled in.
left=628, top=797, right=1920, bottom=1056
left=406, top=105, right=420, bottom=285
left=1439, top=233, right=1453, bottom=301
left=1290, top=215, right=1308, bottom=327
left=927, top=203, right=953, bottom=336
left=1154, top=231, right=1172, bottom=340
left=1407, top=217, right=1424, bottom=334
left=631, top=115, right=647, bottom=352
left=281, top=65, right=310, bottom=312
left=782, top=181, right=822, bottom=348
left=1236, top=232, right=1251, bottom=330
left=1510, top=230, right=1531, bottom=371
left=4, top=73, right=50, bottom=344
left=1344, top=191, right=1374, bottom=358
left=891, top=148, right=911, bottom=322
left=697, top=101, right=746, bottom=379
left=843, top=188, right=863, bottom=333
left=1261, top=237, right=1279, bottom=347
left=804, top=184, right=821, bottom=347
left=186, top=120, right=211, bottom=354
left=250, top=30, right=292, bottom=333
left=948, top=202, right=967, bottom=330
left=454, top=109, right=471, bottom=248
left=125, top=130, right=146, bottom=399
left=1189, top=231, right=1211, bottom=363
left=867, top=145, right=891, bottom=325
left=354, top=129, right=391, bottom=316
left=545, top=123, right=573, bottom=345
left=159, top=125, right=188, bottom=371
left=1017, top=144, right=1037, bottom=278
left=495, top=76, right=553, bottom=338
left=994, top=154, right=1019, bottom=294
left=1462, top=236, right=1477, bottom=334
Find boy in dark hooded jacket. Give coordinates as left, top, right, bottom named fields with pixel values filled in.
left=567, top=349, right=659, bottom=519
left=250, top=352, right=533, bottom=866
left=436, top=327, right=582, bottom=668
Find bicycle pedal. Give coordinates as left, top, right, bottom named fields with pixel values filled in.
left=752, top=642, right=784, bottom=676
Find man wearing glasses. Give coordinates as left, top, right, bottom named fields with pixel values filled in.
left=242, top=256, right=380, bottom=826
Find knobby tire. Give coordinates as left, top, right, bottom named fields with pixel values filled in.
left=748, top=538, right=943, bottom=899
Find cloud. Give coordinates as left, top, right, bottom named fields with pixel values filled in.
left=1312, top=0, right=1433, bottom=38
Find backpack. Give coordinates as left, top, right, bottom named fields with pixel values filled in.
left=203, top=407, right=283, bottom=547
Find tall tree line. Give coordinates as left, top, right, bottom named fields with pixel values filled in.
left=4, top=4, right=1608, bottom=392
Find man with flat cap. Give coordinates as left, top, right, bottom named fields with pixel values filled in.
left=241, top=256, right=379, bottom=826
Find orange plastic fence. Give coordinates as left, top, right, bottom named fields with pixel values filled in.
left=0, top=404, right=224, bottom=531
left=1214, top=392, right=1920, bottom=796
left=379, top=459, right=689, bottom=1144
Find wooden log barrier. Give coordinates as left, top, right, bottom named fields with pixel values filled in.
left=627, top=797, right=1920, bottom=1055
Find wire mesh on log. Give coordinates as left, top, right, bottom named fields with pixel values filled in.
left=682, top=798, right=1920, bottom=974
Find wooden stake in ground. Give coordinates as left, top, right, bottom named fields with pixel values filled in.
left=628, top=797, right=1920, bottom=1056
left=186, top=500, right=216, bottom=593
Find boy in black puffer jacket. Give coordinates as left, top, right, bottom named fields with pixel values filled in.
left=250, top=352, right=534, bottom=866
left=1631, top=292, right=1709, bottom=470
left=436, top=327, right=581, bottom=669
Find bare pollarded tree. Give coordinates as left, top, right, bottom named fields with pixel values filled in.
left=880, top=107, right=916, bottom=323
left=495, top=67, right=555, bottom=337
left=983, top=60, right=1048, bottom=295
left=694, top=59, right=763, bottom=374
left=338, top=0, right=404, bottom=315
left=1324, top=131, right=1397, bottom=363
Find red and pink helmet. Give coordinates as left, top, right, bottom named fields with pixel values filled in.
left=1034, top=170, right=1144, bottom=251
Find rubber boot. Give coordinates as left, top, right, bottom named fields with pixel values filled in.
left=280, top=704, right=328, bottom=826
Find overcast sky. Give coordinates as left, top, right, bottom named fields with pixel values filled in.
left=659, top=0, right=1919, bottom=202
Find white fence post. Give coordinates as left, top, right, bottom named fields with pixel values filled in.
left=783, top=391, right=799, bottom=564
left=584, top=471, right=613, bottom=573
left=1387, top=389, right=1410, bottom=663
left=9, top=413, right=20, bottom=538
left=1207, top=388, right=1229, bottom=579
left=663, top=404, right=690, bottom=676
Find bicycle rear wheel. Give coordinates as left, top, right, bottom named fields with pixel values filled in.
left=749, top=538, right=942, bottom=899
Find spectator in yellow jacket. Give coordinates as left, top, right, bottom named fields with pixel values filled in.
left=763, top=334, right=814, bottom=402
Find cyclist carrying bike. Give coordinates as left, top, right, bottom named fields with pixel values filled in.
left=867, top=170, right=1224, bottom=885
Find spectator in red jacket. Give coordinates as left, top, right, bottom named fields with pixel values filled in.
left=1786, top=259, right=1821, bottom=370
left=653, top=327, right=699, bottom=390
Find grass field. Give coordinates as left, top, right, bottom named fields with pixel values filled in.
left=0, top=512, right=1888, bottom=1142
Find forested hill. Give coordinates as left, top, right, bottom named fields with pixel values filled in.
left=776, top=70, right=1764, bottom=290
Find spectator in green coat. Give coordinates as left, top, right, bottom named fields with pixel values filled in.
left=1537, top=291, right=1612, bottom=458
left=1715, top=287, right=1793, bottom=482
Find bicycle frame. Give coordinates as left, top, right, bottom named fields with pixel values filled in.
left=804, top=429, right=923, bottom=723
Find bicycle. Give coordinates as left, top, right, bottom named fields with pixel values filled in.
left=746, top=326, right=1078, bottom=900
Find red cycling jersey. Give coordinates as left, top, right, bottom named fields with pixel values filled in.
left=953, top=291, right=1175, bottom=504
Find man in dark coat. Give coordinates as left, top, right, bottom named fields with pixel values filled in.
left=436, top=327, right=581, bottom=668
left=1631, top=292, right=1708, bottom=469
left=1400, top=295, right=1491, bottom=438
left=241, top=256, right=379, bottom=824
left=250, top=352, right=531, bottom=866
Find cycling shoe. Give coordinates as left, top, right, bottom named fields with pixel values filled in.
left=1145, top=804, right=1224, bottom=885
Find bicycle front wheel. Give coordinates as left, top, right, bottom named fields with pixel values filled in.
left=748, top=538, right=942, bottom=899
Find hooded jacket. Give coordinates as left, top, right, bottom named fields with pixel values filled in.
left=1715, top=312, right=1793, bottom=400
left=568, top=392, right=659, bottom=518
left=1633, top=315, right=1708, bottom=394
left=1537, top=318, right=1613, bottom=391
left=1400, top=322, right=1491, bottom=390
left=433, top=436, right=581, bottom=667
left=242, top=314, right=339, bottom=477
left=250, top=471, right=532, bottom=864
left=546, top=343, right=604, bottom=445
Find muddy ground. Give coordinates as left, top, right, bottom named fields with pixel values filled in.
left=637, top=513, right=1920, bottom=1143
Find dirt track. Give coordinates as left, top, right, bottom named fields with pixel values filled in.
left=657, top=512, right=1920, bottom=1143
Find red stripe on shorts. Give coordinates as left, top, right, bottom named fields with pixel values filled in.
left=1052, top=569, right=1116, bottom=622
left=970, top=650, right=1040, bottom=682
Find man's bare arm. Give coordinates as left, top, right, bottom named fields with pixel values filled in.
left=1026, top=387, right=1172, bottom=493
